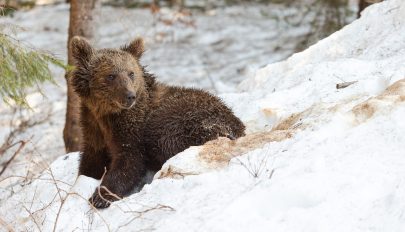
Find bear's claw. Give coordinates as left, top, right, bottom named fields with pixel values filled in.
left=89, top=189, right=112, bottom=209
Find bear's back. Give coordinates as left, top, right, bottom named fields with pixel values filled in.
left=143, top=85, right=245, bottom=170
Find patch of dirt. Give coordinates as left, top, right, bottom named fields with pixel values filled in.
left=156, top=165, right=200, bottom=179
left=352, top=78, right=405, bottom=123
left=273, top=113, right=303, bottom=131
left=199, top=130, right=293, bottom=167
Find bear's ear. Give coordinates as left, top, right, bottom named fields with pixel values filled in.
left=71, top=68, right=90, bottom=97
left=70, top=36, right=94, bottom=66
left=70, top=36, right=93, bottom=98
left=121, top=37, right=144, bottom=59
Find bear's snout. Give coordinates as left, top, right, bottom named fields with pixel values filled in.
left=125, top=91, right=136, bottom=107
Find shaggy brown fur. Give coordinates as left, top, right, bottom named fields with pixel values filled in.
left=70, top=36, right=245, bottom=208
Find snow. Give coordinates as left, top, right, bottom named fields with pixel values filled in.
left=0, top=2, right=318, bottom=192
left=2, top=0, right=405, bottom=231
left=0, top=2, right=315, bottom=200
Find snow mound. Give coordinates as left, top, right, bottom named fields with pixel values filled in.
left=2, top=0, right=405, bottom=231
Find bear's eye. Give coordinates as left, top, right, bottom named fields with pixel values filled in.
left=129, top=72, right=135, bottom=80
left=106, top=75, right=115, bottom=81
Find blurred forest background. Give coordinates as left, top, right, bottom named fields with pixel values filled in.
left=0, top=0, right=380, bottom=197
left=1, top=0, right=380, bottom=51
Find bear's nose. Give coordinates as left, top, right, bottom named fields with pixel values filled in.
left=126, top=92, right=136, bottom=104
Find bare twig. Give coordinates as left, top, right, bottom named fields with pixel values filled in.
left=235, top=157, right=257, bottom=177
left=234, top=144, right=278, bottom=178
left=29, top=185, right=38, bottom=212
left=0, top=108, right=52, bottom=155
left=52, top=195, right=66, bottom=232
left=0, top=174, right=73, bottom=187
left=0, top=139, right=29, bottom=176
left=95, top=167, right=122, bottom=205
left=99, top=185, right=122, bottom=202
left=47, top=166, right=67, bottom=232
left=66, top=192, right=111, bottom=232
left=22, top=205, right=42, bottom=232
left=0, top=108, right=53, bottom=179
left=30, top=192, right=59, bottom=215
left=116, top=204, right=175, bottom=230
left=235, top=153, right=270, bottom=178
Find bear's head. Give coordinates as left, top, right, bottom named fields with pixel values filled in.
left=70, top=36, right=145, bottom=113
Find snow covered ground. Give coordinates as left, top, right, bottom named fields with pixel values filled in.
left=0, top=2, right=317, bottom=200
left=2, top=0, right=405, bottom=231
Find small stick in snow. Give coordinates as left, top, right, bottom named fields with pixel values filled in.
left=336, top=81, right=358, bottom=89
left=268, top=169, right=275, bottom=179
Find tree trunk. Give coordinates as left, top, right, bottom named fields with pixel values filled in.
left=63, top=0, right=98, bottom=153
left=358, top=0, right=382, bottom=18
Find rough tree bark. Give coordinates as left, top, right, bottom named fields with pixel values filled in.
left=64, top=0, right=98, bottom=152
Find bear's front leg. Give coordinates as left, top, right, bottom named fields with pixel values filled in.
left=78, top=105, right=111, bottom=179
left=79, top=146, right=111, bottom=179
left=89, top=148, right=145, bottom=208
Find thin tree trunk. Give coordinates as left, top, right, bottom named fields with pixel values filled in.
left=63, top=0, right=98, bottom=152
left=358, top=0, right=382, bottom=18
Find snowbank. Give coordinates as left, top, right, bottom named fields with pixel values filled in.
left=2, top=0, right=405, bottom=231
left=0, top=2, right=312, bottom=188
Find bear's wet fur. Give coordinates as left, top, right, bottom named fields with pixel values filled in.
left=70, top=36, right=245, bottom=208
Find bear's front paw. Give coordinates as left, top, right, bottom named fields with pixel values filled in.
left=89, top=186, right=121, bottom=209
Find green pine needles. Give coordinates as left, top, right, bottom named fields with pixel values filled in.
left=0, top=24, right=66, bottom=107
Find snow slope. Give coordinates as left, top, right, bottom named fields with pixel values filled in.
left=2, top=0, right=405, bottom=231
left=0, top=2, right=316, bottom=197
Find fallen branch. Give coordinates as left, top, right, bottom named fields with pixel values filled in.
left=336, top=81, right=358, bottom=89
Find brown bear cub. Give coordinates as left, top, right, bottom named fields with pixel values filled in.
left=70, top=36, right=245, bottom=209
